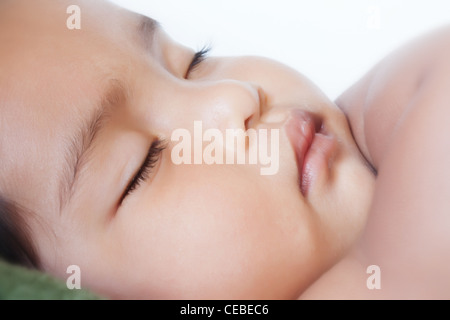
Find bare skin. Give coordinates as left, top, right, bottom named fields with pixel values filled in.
left=301, top=25, right=450, bottom=299
left=0, top=0, right=374, bottom=299
left=1, top=0, right=449, bottom=299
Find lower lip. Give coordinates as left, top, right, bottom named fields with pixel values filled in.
left=287, top=110, right=337, bottom=196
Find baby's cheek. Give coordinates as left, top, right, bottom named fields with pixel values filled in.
left=110, top=158, right=308, bottom=298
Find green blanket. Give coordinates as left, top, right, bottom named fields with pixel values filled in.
left=0, top=259, right=102, bottom=300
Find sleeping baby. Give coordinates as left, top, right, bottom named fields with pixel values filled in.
left=1, top=0, right=449, bottom=299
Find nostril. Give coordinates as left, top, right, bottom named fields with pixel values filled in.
left=257, top=86, right=268, bottom=115
left=244, top=85, right=266, bottom=130
left=245, top=115, right=253, bottom=130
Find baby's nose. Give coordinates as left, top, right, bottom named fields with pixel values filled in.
left=183, top=79, right=263, bottom=132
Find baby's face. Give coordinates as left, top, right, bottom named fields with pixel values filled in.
left=0, top=0, right=375, bottom=298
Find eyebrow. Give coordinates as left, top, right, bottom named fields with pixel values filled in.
left=59, top=79, right=127, bottom=211
left=58, top=15, right=159, bottom=211
left=138, top=15, right=159, bottom=50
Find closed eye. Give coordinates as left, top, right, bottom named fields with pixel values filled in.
left=185, top=45, right=211, bottom=78
left=119, top=139, right=167, bottom=205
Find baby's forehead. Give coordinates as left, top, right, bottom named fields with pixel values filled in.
left=0, top=0, right=184, bottom=216
left=0, top=0, right=145, bottom=44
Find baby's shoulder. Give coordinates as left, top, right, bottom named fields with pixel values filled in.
left=337, top=24, right=450, bottom=168
left=314, top=25, right=450, bottom=299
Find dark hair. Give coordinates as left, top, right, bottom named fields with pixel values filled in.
left=0, top=195, right=40, bottom=269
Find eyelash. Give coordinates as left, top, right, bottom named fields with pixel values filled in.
left=120, top=47, right=209, bottom=204
left=185, top=45, right=211, bottom=78
left=120, top=139, right=167, bottom=204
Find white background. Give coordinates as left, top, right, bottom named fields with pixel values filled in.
left=109, top=0, right=450, bottom=100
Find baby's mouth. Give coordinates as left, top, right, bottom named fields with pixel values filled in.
left=286, top=109, right=334, bottom=196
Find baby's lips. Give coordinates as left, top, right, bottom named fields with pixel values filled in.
left=285, top=109, right=317, bottom=189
